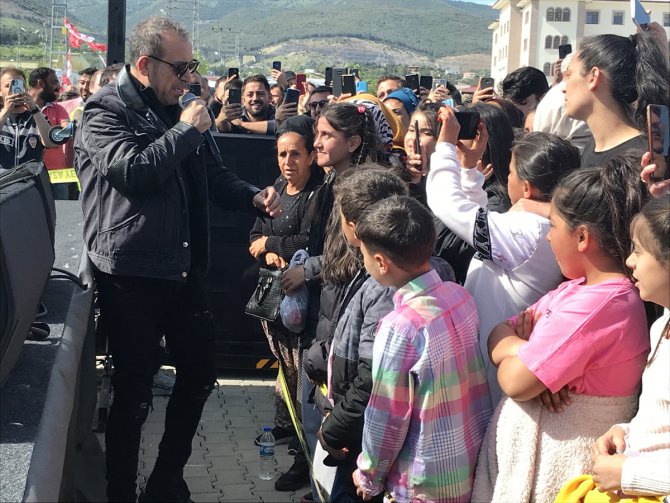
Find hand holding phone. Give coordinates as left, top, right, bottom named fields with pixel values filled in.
left=228, top=67, right=239, bottom=79
left=296, top=73, right=307, bottom=95
left=284, top=88, right=300, bottom=105
left=405, top=74, right=420, bottom=93
left=413, top=119, right=421, bottom=158
left=273, top=61, right=282, bottom=71
left=479, top=77, right=494, bottom=90
left=341, top=74, right=356, bottom=96
left=558, top=44, right=572, bottom=59
left=631, top=0, right=650, bottom=29
left=647, top=104, right=669, bottom=182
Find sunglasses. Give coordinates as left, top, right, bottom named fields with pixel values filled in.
left=308, top=100, right=329, bottom=109
left=146, top=55, right=199, bottom=79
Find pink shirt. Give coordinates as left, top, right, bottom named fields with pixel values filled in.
left=517, top=277, right=649, bottom=396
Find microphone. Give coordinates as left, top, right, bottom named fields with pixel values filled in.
left=179, top=92, right=223, bottom=164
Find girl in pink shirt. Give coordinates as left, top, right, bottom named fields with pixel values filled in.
left=473, top=153, right=650, bottom=502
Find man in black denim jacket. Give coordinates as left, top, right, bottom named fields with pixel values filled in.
left=74, top=17, right=280, bottom=503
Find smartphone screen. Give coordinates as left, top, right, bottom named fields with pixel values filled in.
left=420, top=76, right=433, bottom=90
left=433, top=78, right=447, bottom=90
left=405, top=74, right=420, bottom=92
left=342, top=74, right=356, bottom=96
left=455, top=111, right=480, bottom=140
left=284, top=88, right=300, bottom=104
left=188, top=82, right=202, bottom=97
left=296, top=73, right=307, bottom=95
left=10, top=79, right=24, bottom=95
left=647, top=104, right=669, bottom=181
left=272, top=61, right=282, bottom=71
left=228, top=67, right=239, bottom=78
left=228, top=88, right=241, bottom=104
left=558, top=44, right=572, bottom=59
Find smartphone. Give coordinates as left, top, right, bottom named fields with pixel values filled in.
left=433, top=78, right=447, bottom=90
left=647, top=104, right=669, bottom=182
left=188, top=82, right=202, bottom=97
left=228, top=88, right=241, bottom=104
left=631, top=0, right=650, bottom=29
left=296, top=73, right=307, bottom=95
left=10, top=79, right=24, bottom=95
left=405, top=74, right=420, bottom=92
left=479, top=77, right=495, bottom=90
left=413, top=119, right=421, bottom=158
left=272, top=61, right=282, bottom=71
left=341, top=74, right=356, bottom=96
left=228, top=67, right=239, bottom=78
left=325, top=67, right=333, bottom=87
left=420, top=75, right=433, bottom=90
left=331, top=68, right=347, bottom=96
left=356, top=81, right=368, bottom=94
left=558, top=44, right=572, bottom=59
left=351, top=68, right=360, bottom=80
left=443, top=98, right=455, bottom=108
left=455, top=111, right=480, bottom=140
left=284, top=88, right=300, bottom=105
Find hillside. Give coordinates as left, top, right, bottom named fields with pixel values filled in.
left=1, top=0, right=495, bottom=69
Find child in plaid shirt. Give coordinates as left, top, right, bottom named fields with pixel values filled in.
left=352, top=195, right=492, bottom=503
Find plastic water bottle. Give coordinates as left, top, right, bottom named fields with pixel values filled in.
left=258, top=426, right=275, bottom=480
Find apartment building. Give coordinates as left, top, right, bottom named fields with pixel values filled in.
left=490, top=0, right=670, bottom=83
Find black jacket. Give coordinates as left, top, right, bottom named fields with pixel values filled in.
left=75, top=66, right=259, bottom=281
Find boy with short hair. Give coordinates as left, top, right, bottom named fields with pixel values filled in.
left=352, top=195, right=492, bottom=503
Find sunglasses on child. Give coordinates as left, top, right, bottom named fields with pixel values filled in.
left=146, top=55, right=200, bottom=79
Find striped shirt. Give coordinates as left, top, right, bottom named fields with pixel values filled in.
left=354, top=269, right=492, bottom=503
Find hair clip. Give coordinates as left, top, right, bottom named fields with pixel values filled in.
left=357, top=105, right=366, bottom=114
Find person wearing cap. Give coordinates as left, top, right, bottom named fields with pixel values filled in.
left=383, top=87, right=419, bottom=134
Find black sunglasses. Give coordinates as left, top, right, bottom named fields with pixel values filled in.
left=308, top=100, right=329, bottom=109
left=146, top=55, right=199, bottom=79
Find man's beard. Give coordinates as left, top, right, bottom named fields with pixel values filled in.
left=40, top=89, right=57, bottom=104
left=247, top=101, right=268, bottom=119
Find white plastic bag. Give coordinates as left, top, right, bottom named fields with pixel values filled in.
left=280, top=249, right=310, bottom=333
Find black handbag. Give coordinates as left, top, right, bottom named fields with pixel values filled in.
left=244, top=268, right=284, bottom=321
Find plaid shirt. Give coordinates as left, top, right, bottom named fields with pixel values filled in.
left=354, top=269, right=492, bottom=503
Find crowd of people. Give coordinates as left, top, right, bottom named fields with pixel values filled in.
left=1, top=13, right=669, bottom=503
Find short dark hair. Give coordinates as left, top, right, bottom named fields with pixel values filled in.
left=502, top=66, right=549, bottom=103
left=129, top=17, right=189, bottom=63
left=224, top=77, right=242, bottom=92
left=377, top=74, right=404, bottom=86
left=28, top=67, right=54, bottom=88
left=356, top=195, right=435, bottom=270
left=310, top=85, right=332, bottom=97
left=242, top=74, right=270, bottom=93
left=512, top=132, right=581, bottom=201
left=79, top=67, right=98, bottom=78
left=1, top=67, right=26, bottom=82
left=335, top=165, right=408, bottom=223
left=100, top=63, right=123, bottom=86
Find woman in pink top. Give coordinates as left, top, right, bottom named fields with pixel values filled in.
left=472, top=153, right=650, bottom=503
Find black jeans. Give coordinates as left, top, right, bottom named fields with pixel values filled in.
left=96, top=271, right=216, bottom=502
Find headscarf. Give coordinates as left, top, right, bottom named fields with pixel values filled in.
left=385, top=87, right=419, bottom=115
left=342, top=93, right=404, bottom=150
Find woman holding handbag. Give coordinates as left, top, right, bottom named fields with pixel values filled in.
left=248, top=114, right=323, bottom=452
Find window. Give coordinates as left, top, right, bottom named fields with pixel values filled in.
left=563, top=8, right=571, bottom=21
left=663, top=12, right=669, bottom=26
left=543, top=62, right=552, bottom=76
left=553, top=35, right=561, bottom=48
left=524, top=38, right=528, bottom=51
left=525, top=10, right=529, bottom=24
left=561, top=35, right=568, bottom=45
left=555, top=8, right=563, bottom=21
left=612, top=11, right=624, bottom=25
left=547, top=7, right=554, bottom=21
left=545, top=35, right=553, bottom=48
left=586, top=10, right=599, bottom=24
left=494, top=33, right=498, bottom=44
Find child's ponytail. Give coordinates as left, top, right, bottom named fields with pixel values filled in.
left=553, top=151, right=647, bottom=275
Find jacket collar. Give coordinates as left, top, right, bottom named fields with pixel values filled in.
left=116, top=64, right=148, bottom=112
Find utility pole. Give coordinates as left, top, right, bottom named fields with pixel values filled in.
left=49, top=0, right=67, bottom=69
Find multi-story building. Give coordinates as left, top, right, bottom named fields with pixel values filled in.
left=490, top=0, right=670, bottom=83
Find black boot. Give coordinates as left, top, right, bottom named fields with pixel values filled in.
left=275, top=451, right=310, bottom=491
